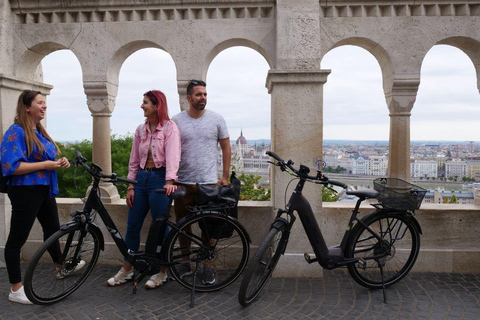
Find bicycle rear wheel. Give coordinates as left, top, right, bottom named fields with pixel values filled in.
left=238, top=220, right=288, bottom=307
left=24, top=224, right=101, bottom=304
left=166, top=212, right=250, bottom=292
left=346, top=212, right=420, bottom=289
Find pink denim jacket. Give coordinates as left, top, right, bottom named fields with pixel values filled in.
left=127, top=120, right=181, bottom=182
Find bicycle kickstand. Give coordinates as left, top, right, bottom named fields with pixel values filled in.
left=133, top=271, right=148, bottom=295
left=379, top=263, right=387, bottom=304
left=190, top=261, right=202, bottom=308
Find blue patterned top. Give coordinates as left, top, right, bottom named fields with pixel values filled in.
left=1, top=124, right=59, bottom=197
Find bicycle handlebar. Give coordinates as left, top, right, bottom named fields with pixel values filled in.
left=74, top=151, right=137, bottom=185
left=266, top=150, right=348, bottom=189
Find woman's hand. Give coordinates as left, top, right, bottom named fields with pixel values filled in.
left=164, top=180, right=177, bottom=196
left=126, top=187, right=135, bottom=208
left=56, top=157, right=70, bottom=168
left=14, top=157, right=70, bottom=175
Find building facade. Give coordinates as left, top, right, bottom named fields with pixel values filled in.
left=411, top=160, right=438, bottom=178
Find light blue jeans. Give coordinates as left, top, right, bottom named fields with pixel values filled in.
left=124, top=169, right=169, bottom=253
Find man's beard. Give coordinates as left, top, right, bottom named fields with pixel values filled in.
left=192, top=102, right=206, bottom=111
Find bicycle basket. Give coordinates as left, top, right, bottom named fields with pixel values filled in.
left=373, top=178, right=426, bottom=210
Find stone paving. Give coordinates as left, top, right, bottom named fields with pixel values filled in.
left=1, top=264, right=480, bottom=319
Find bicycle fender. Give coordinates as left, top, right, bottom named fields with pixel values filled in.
left=60, top=221, right=81, bottom=230
left=359, top=210, right=423, bottom=235
left=59, top=221, right=105, bottom=251
left=176, top=211, right=252, bottom=244
left=405, top=215, right=422, bottom=235
left=87, top=223, right=105, bottom=250
left=272, top=217, right=288, bottom=230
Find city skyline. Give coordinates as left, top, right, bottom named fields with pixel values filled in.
left=41, top=45, right=480, bottom=142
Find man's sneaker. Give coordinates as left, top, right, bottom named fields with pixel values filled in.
left=106, top=267, right=134, bottom=287
left=56, top=260, right=86, bottom=280
left=202, top=266, right=216, bottom=285
left=176, top=264, right=193, bottom=279
left=145, top=271, right=168, bottom=289
left=8, top=286, right=33, bottom=305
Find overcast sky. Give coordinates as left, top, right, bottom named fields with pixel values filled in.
left=41, top=44, right=479, bottom=143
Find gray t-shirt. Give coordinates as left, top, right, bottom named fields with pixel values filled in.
left=172, top=109, right=229, bottom=184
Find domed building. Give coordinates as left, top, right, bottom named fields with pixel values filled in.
left=236, top=129, right=248, bottom=157
left=227, top=130, right=271, bottom=177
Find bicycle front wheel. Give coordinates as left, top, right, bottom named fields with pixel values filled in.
left=238, top=220, right=288, bottom=307
left=346, top=212, right=421, bottom=289
left=166, top=212, right=250, bottom=292
left=24, top=224, right=102, bottom=304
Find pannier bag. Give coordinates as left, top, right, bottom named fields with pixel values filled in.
left=197, top=172, right=241, bottom=239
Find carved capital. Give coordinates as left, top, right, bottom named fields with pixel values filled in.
left=266, top=69, right=330, bottom=93
left=385, top=77, right=420, bottom=114
left=84, top=81, right=116, bottom=114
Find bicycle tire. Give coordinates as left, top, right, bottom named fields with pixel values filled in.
left=238, top=220, right=288, bottom=307
left=166, top=212, right=250, bottom=292
left=345, top=212, right=420, bottom=289
left=24, top=224, right=101, bottom=304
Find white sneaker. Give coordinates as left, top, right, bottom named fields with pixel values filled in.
left=9, top=286, right=33, bottom=305
left=145, top=271, right=167, bottom=289
left=56, top=260, right=86, bottom=280
left=106, top=267, right=134, bottom=287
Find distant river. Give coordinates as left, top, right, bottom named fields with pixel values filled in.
left=325, top=174, right=468, bottom=191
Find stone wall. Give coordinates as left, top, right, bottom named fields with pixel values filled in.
left=19, top=199, right=480, bottom=277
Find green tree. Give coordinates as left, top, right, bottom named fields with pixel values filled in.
left=58, top=135, right=272, bottom=201
left=323, top=165, right=345, bottom=174
left=111, top=134, right=134, bottom=198
left=450, top=194, right=458, bottom=204
left=57, top=140, right=94, bottom=198
left=57, top=134, right=133, bottom=198
left=322, top=186, right=339, bottom=202
left=237, top=172, right=270, bottom=201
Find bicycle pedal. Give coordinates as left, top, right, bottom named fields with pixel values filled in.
left=304, top=253, right=317, bottom=264
left=357, top=258, right=366, bottom=269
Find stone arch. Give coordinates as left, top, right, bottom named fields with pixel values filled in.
left=108, top=40, right=174, bottom=90
left=321, top=37, right=394, bottom=94
left=436, top=36, right=480, bottom=94
left=204, top=38, right=273, bottom=80
left=16, top=42, right=75, bottom=83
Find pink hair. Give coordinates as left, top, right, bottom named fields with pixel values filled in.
left=144, top=90, right=170, bottom=125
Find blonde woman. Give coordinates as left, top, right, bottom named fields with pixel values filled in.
left=1, top=90, right=71, bottom=304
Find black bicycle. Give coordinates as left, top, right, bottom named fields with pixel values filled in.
left=238, top=151, right=424, bottom=306
left=23, top=151, right=250, bottom=306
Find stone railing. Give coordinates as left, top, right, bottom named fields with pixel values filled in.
left=21, top=199, right=480, bottom=277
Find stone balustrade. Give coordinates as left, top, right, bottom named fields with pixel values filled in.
left=19, top=199, right=480, bottom=277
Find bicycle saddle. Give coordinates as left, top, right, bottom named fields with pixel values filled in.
left=346, top=189, right=379, bottom=199
left=155, top=185, right=186, bottom=199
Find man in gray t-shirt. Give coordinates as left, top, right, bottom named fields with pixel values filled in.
left=171, top=80, right=231, bottom=284
left=173, top=108, right=229, bottom=185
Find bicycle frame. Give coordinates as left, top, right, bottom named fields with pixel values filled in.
left=76, top=175, right=212, bottom=268
left=279, top=179, right=354, bottom=269
left=74, top=172, right=131, bottom=258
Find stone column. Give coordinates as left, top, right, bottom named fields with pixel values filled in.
left=0, top=75, right=52, bottom=267
left=176, top=80, right=190, bottom=112
left=265, top=0, right=330, bottom=278
left=85, top=81, right=120, bottom=203
left=266, top=70, right=330, bottom=278
left=385, top=76, right=420, bottom=181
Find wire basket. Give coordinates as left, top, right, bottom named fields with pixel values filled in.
left=373, top=178, right=427, bottom=211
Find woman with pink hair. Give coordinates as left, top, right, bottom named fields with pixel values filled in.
left=106, top=90, right=181, bottom=289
